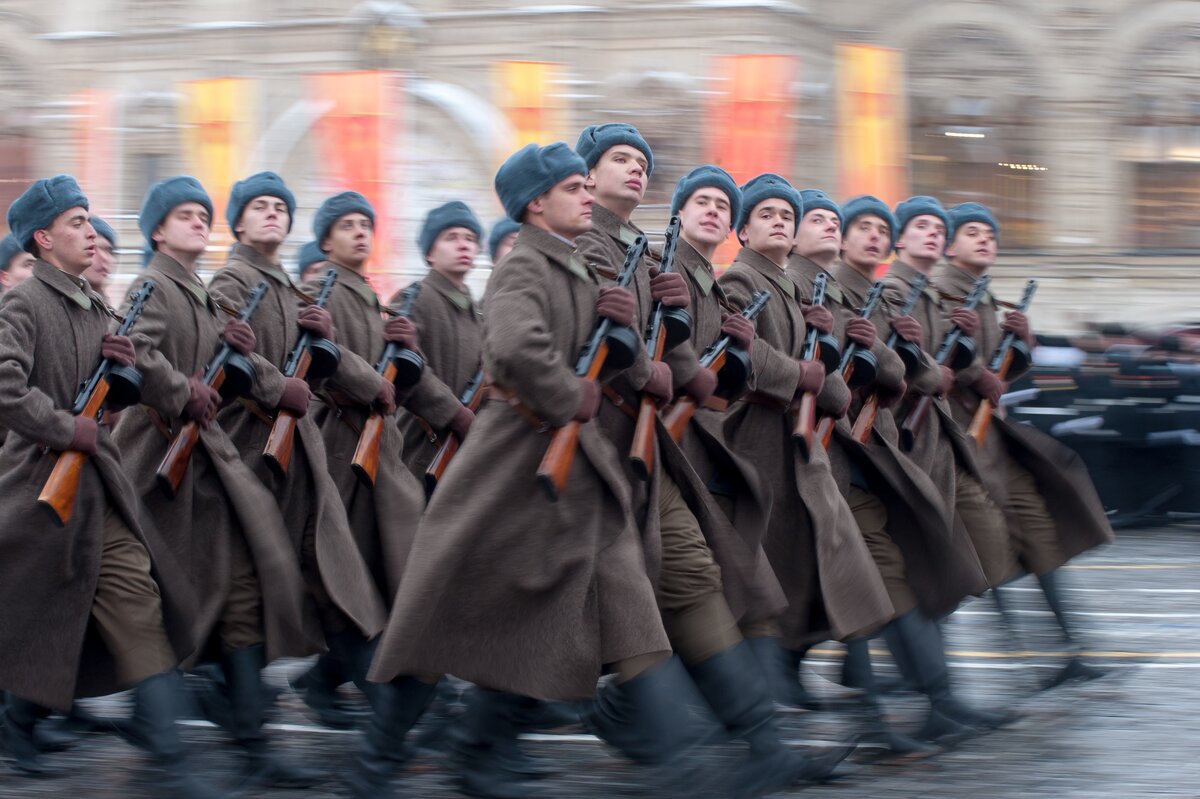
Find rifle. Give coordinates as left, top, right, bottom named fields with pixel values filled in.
left=155, top=281, right=269, bottom=499
left=792, top=273, right=835, bottom=462
left=38, top=281, right=154, bottom=526
left=967, top=279, right=1037, bottom=445
left=898, top=275, right=990, bottom=451
left=850, top=274, right=927, bottom=444
left=662, top=290, right=771, bottom=443
left=350, top=282, right=425, bottom=487
left=262, top=269, right=340, bottom=478
left=423, top=369, right=486, bottom=497
left=537, top=235, right=647, bottom=501
left=817, top=281, right=884, bottom=449
left=629, top=217, right=689, bottom=481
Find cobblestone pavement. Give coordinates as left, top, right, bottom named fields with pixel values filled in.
left=2, top=525, right=1198, bottom=798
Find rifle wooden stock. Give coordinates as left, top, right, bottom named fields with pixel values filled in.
left=155, top=368, right=226, bottom=499
left=662, top=346, right=728, bottom=444
left=968, top=347, right=1015, bottom=444
left=900, top=394, right=933, bottom=451
left=537, top=344, right=608, bottom=502
left=38, top=381, right=110, bottom=526
left=351, top=360, right=398, bottom=487
left=850, top=394, right=879, bottom=444
left=263, top=349, right=311, bottom=478
left=629, top=332, right=668, bottom=482
left=793, top=391, right=817, bottom=462
left=424, top=371, right=486, bottom=497
left=817, top=358, right=859, bottom=449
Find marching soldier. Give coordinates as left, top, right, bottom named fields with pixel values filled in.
left=0, top=176, right=213, bottom=796
left=208, top=175, right=387, bottom=729
left=0, top=232, right=35, bottom=292
left=937, top=201, right=1114, bottom=687
left=488, top=217, right=520, bottom=265
left=111, top=176, right=320, bottom=788
left=83, top=215, right=117, bottom=295
left=389, top=201, right=481, bottom=481
left=295, top=239, right=328, bottom=285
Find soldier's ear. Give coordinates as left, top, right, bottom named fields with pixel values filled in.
left=584, top=170, right=597, bottom=191
left=527, top=195, right=546, bottom=217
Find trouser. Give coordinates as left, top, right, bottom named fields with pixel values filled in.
left=954, top=466, right=1016, bottom=588
left=217, top=527, right=265, bottom=653
left=848, top=485, right=916, bottom=619
left=93, top=508, right=176, bottom=683
left=1004, top=456, right=1064, bottom=577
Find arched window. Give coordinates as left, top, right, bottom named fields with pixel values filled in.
left=908, top=27, right=1044, bottom=248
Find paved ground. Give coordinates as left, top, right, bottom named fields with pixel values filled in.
left=2, top=524, right=1198, bottom=798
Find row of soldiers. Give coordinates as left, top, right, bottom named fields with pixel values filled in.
left=0, top=121, right=1113, bottom=799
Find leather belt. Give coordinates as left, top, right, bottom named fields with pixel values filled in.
left=318, top=390, right=363, bottom=436
left=141, top=405, right=173, bottom=440
left=701, top=395, right=729, bottom=412
left=238, top=397, right=275, bottom=426
left=601, top=385, right=638, bottom=420
left=485, top=385, right=550, bottom=433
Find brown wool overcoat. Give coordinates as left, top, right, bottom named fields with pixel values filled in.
left=386, top=269, right=482, bottom=481
left=719, top=247, right=892, bottom=647
left=369, top=225, right=669, bottom=700
left=0, top=262, right=197, bottom=709
left=208, top=245, right=386, bottom=639
left=111, top=253, right=312, bottom=663
left=305, top=262, right=426, bottom=600
left=932, top=264, right=1113, bottom=568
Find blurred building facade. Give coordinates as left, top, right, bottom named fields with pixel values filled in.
left=0, top=0, right=1197, bottom=329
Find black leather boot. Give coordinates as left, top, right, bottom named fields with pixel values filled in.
left=745, top=637, right=818, bottom=710
left=3, top=694, right=52, bottom=777
left=347, top=675, right=438, bottom=799
left=689, top=642, right=855, bottom=797
left=842, top=638, right=938, bottom=762
left=131, top=671, right=223, bottom=798
left=224, top=645, right=324, bottom=788
left=290, top=650, right=357, bottom=729
left=1037, top=571, right=1108, bottom=688
left=454, top=690, right=545, bottom=799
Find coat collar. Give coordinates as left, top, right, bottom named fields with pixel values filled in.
left=327, top=260, right=380, bottom=309
left=423, top=268, right=475, bottom=313
left=832, top=261, right=876, bottom=305
left=675, top=237, right=718, bottom=298
left=932, top=263, right=992, bottom=306
left=519, top=224, right=594, bottom=284
left=33, top=259, right=98, bottom=311
left=148, top=251, right=213, bottom=310
left=888, top=259, right=941, bottom=304
left=229, top=242, right=293, bottom=287
left=733, top=246, right=795, bottom=300
left=590, top=203, right=643, bottom=248
left=786, top=253, right=842, bottom=305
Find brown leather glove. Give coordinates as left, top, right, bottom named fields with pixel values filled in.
left=375, top=377, right=397, bottom=415
left=795, top=359, right=825, bottom=395
left=801, top=304, right=834, bottom=334
left=449, top=406, right=475, bottom=439
left=879, top=379, right=908, bottom=409
left=648, top=267, right=690, bottom=308
left=950, top=308, right=980, bottom=337
left=972, top=369, right=1004, bottom=406
left=845, top=317, right=876, bottom=349
left=682, top=365, right=717, bottom=404
left=222, top=319, right=256, bottom=356
left=68, top=415, right=99, bottom=455
left=184, top=374, right=221, bottom=428
left=937, top=365, right=955, bottom=397
left=298, top=305, right=333, bottom=340
left=277, top=377, right=312, bottom=417
left=891, top=315, right=922, bottom=344
left=100, top=334, right=136, bottom=367
left=573, top=378, right=600, bottom=422
left=384, top=316, right=419, bottom=349
left=1002, top=310, right=1033, bottom=347
left=595, top=286, right=636, bottom=327
left=720, top=313, right=755, bottom=352
left=644, top=361, right=673, bottom=404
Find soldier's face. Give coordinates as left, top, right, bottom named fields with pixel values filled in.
left=34, top=207, right=95, bottom=275
left=793, top=208, right=841, bottom=261
left=895, top=214, right=946, bottom=265
left=154, top=202, right=212, bottom=257
left=679, top=188, right=731, bottom=249
left=81, top=238, right=114, bottom=292
left=587, top=145, right=648, bottom=208
left=841, top=215, right=891, bottom=271
left=534, top=174, right=593, bottom=239
left=0, top=250, right=36, bottom=289
left=493, top=232, right=518, bottom=264
left=322, top=212, right=373, bottom=269
left=739, top=200, right=794, bottom=262
left=237, top=195, right=290, bottom=246
left=299, top=262, right=325, bottom=284
left=426, top=226, right=479, bottom=280
left=946, top=222, right=997, bottom=271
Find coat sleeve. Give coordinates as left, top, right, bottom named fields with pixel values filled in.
left=125, top=286, right=192, bottom=421
left=577, top=231, right=651, bottom=391
left=209, top=270, right=286, bottom=409
left=399, top=293, right=468, bottom=429
left=483, top=253, right=582, bottom=428
left=319, top=288, right=384, bottom=406
left=0, top=292, right=76, bottom=450
left=719, top=270, right=800, bottom=404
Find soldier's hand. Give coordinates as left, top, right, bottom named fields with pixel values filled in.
left=384, top=316, right=419, bottom=350
left=648, top=267, right=690, bottom=309
left=221, top=319, right=256, bottom=356
left=682, top=366, right=717, bottom=404
left=795, top=359, right=825, bottom=395
left=644, top=361, right=673, bottom=404
left=449, top=406, right=475, bottom=440
left=891, top=315, right=922, bottom=344
left=800, top=304, right=834, bottom=334
left=100, top=334, right=136, bottom=367
left=68, top=415, right=99, bottom=455
left=950, top=308, right=980, bottom=337
left=973, top=369, right=1004, bottom=406
left=298, top=305, right=334, bottom=340
left=845, top=317, right=876, bottom=348
left=375, top=377, right=397, bottom=415
left=185, top=373, right=221, bottom=429
left=277, top=377, right=312, bottom=417
left=720, top=313, right=755, bottom=352
left=595, top=286, right=636, bottom=327
left=1002, top=310, right=1032, bottom=346
left=937, top=365, right=955, bottom=397
left=573, top=378, right=601, bottom=423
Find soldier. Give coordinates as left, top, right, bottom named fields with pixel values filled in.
left=295, top=239, right=327, bottom=284
left=0, top=176, right=213, bottom=796
left=938, top=202, right=1114, bottom=687
left=878, top=196, right=1017, bottom=740
left=110, top=176, right=321, bottom=788
left=390, top=200, right=481, bottom=481
left=0, top=232, right=35, bottom=291
left=83, top=215, right=117, bottom=295
left=716, top=174, right=895, bottom=717
left=208, top=174, right=386, bottom=731
left=357, top=142, right=720, bottom=799
left=488, top=217, right=520, bottom=265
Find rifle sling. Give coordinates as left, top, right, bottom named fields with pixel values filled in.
left=485, top=385, right=549, bottom=433
left=141, top=405, right=174, bottom=441
left=601, top=385, right=639, bottom=421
